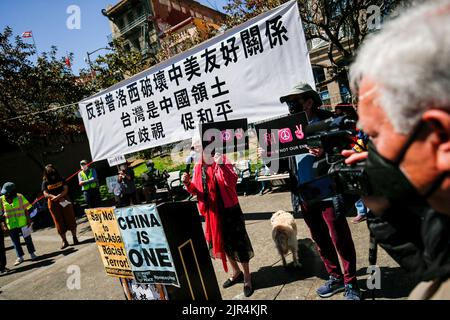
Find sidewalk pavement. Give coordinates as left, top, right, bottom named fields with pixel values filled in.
left=0, top=191, right=416, bottom=300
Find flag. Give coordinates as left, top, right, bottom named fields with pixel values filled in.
left=22, top=31, right=32, bottom=38
left=65, top=56, right=71, bottom=68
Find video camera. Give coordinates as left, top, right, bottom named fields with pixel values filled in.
left=298, top=116, right=369, bottom=203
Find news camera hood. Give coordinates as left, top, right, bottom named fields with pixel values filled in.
left=305, top=116, right=356, bottom=136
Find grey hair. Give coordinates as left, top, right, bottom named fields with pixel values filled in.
left=350, top=0, right=450, bottom=134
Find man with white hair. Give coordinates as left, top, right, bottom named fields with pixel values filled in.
left=345, top=0, right=450, bottom=299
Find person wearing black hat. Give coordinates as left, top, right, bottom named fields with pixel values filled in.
left=0, top=182, right=38, bottom=266
left=278, top=82, right=360, bottom=300
left=78, top=160, right=100, bottom=208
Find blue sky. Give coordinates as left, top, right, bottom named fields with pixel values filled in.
left=0, top=0, right=228, bottom=75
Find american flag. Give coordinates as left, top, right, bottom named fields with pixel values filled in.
left=22, top=31, right=33, bottom=38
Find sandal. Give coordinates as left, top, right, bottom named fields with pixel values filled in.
left=222, top=272, right=244, bottom=288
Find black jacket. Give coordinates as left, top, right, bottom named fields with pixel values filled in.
left=367, top=204, right=450, bottom=282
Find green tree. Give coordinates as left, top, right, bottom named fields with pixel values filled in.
left=0, top=26, right=90, bottom=166
left=224, top=0, right=410, bottom=87
left=80, top=38, right=153, bottom=91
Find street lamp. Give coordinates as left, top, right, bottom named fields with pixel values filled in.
left=85, top=47, right=113, bottom=85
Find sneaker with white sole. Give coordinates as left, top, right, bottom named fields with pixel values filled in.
left=316, top=276, right=345, bottom=298
left=14, top=257, right=24, bottom=266
left=344, top=283, right=361, bottom=300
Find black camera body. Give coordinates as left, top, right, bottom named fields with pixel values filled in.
left=298, top=116, right=369, bottom=203
left=331, top=162, right=368, bottom=196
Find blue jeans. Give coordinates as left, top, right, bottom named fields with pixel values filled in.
left=9, top=227, right=35, bottom=258
left=355, top=199, right=368, bottom=217
left=83, top=188, right=101, bottom=209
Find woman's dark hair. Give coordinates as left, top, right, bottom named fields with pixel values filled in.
left=43, top=164, right=62, bottom=182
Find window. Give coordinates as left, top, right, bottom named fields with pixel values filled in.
left=132, top=38, right=141, bottom=51
left=313, top=66, right=326, bottom=85
left=127, top=11, right=134, bottom=24
left=136, top=5, right=143, bottom=17
left=320, top=90, right=331, bottom=106
left=116, top=17, right=125, bottom=30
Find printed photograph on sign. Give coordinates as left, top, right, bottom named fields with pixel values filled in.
left=115, top=204, right=180, bottom=287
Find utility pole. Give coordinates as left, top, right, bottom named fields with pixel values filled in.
left=85, top=47, right=112, bottom=86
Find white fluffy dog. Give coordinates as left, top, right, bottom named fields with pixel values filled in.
left=270, top=210, right=301, bottom=267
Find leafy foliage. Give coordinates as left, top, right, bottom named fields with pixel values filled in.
left=0, top=26, right=90, bottom=150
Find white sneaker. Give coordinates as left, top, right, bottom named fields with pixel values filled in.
left=14, top=257, right=24, bottom=266
left=30, top=253, right=38, bottom=260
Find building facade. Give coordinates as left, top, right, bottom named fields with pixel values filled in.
left=103, top=0, right=226, bottom=59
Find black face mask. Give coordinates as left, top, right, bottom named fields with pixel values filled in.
left=4, top=191, right=17, bottom=201
left=364, top=140, right=424, bottom=205
left=364, top=121, right=448, bottom=204
left=286, top=101, right=304, bottom=115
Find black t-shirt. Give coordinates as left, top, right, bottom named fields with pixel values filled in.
left=42, top=178, right=66, bottom=196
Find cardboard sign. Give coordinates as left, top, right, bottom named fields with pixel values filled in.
left=200, top=118, right=248, bottom=154
left=115, top=204, right=180, bottom=287
left=85, top=208, right=133, bottom=279
left=255, top=112, right=309, bottom=159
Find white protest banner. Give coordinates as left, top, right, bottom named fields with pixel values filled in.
left=79, top=0, right=314, bottom=161
left=115, top=204, right=180, bottom=287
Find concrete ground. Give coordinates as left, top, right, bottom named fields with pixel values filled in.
left=0, top=190, right=416, bottom=300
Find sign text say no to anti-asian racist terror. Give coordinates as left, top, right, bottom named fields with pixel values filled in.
left=85, top=208, right=133, bottom=278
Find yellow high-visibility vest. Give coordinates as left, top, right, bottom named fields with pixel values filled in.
left=0, top=194, right=31, bottom=230
left=80, top=169, right=98, bottom=191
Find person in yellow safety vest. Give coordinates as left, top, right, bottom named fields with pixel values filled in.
left=0, top=182, right=38, bottom=266
left=78, top=160, right=100, bottom=209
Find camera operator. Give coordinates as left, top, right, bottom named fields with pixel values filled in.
left=277, top=83, right=360, bottom=300
left=343, top=0, right=450, bottom=299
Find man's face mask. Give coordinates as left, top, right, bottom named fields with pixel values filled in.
left=364, top=121, right=448, bottom=205
left=286, top=99, right=304, bottom=115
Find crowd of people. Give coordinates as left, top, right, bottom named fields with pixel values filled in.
left=182, top=0, right=450, bottom=300
left=0, top=163, right=80, bottom=274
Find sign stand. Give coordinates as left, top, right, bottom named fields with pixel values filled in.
left=156, top=201, right=222, bottom=300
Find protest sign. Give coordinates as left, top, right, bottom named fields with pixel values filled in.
left=115, top=204, right=179, bottom=286
left=107, top=155, right=126, bottom=167
left=106, top=175, right=119, bottom=194
left=85, top=208, right=133, bottom=278
left=200, top=118, right=248, bottom=154
left=79, top=1, right=314, bottom=161
left=255, top=111, right=309, bottom=159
